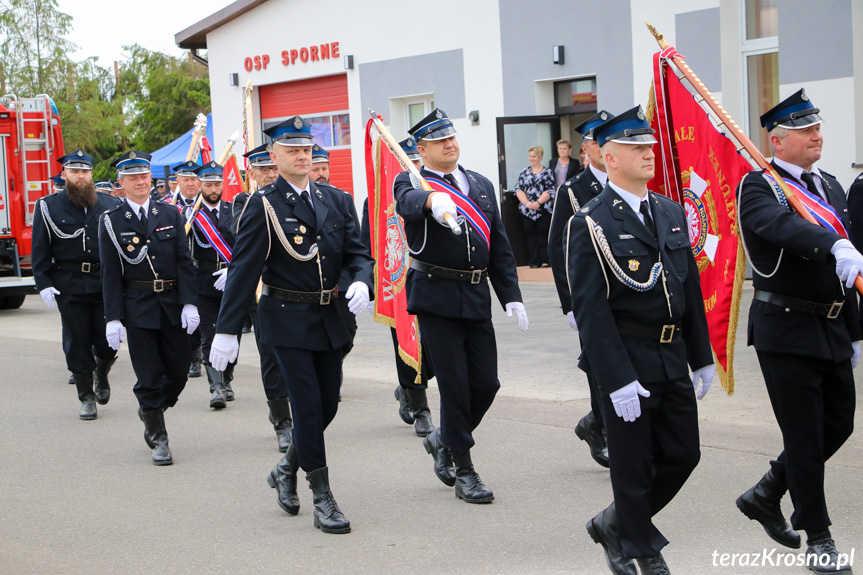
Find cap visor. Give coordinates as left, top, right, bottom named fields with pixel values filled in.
left=118, top=166, right=152, bottom=175
left=274, top=137, right=314, bottom=147
left=608, top=133, right=658, bottom=145
left=419, top=126, right=458, bottom=141
left=779, top=113, right=823, bottom=129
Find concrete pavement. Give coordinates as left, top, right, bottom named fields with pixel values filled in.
left=0, top=281, right=860, bottom=574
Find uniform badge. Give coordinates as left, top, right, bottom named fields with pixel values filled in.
left=600, top=111, right=608, bottom=120
left=580, top=207, right=589, bottom=213
left=613, top=199, right=622, bottom=206
left=801, top=89, right=809, bottom=101
left=77, top=150, right=83, bottom=156
left=151, top=207, right=158, bottom=215
left=129, top=151, right=137, bottom=159
left=124, top=211, right=132, bottom=219
left=126, top=244, right=135, bottom=252
left=671, top=227, right=681, bottom=232
left=435, top=110, right=442, bottom=119
left=637, top=108, right=645, bottom=120
left=406, top=138, right=413, bottom=147
left=293, top=116, right=303, bottom=129
left=132, top=236, right=140, bottom=244
left=299, top=225, right=307, bottom=233
left=315, top=190, right=323, bottom=199
left=619, top=234, right=635, bottom=239
left=628, top=259, right=640, bottom=271
left=293, top=235, right=303, bottom=245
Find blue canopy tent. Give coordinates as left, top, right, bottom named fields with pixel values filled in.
left=148, top=113, right=214, bottom=178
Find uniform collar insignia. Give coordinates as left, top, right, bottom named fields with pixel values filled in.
left=612, top=199, right=622, bottom=206
left=124, top=211, right=132, bottom=219
left=151, top=207, right=158, bottom=215
left=315, top=190, right=323, bottom=199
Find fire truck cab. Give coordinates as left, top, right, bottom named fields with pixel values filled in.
left=0, top=94, right=65, bottom=309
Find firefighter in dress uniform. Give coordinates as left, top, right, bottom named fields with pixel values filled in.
left=567, top=107, right=714, bottom=575
left=392, top=109, right=528, bottom=504
left=735, top=89, right=859, bottom=574
left=210, top=116, right=373, bottom=534
left=548, top=111, right=615, bottom=469
left=99, top=151, right=200, bottom=466
left=33, top=150, right=121, bottom=419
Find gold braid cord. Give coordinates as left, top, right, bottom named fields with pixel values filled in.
left=262, top=196, right=319, bottom=261
left=586, top=216, right=663, bottom=293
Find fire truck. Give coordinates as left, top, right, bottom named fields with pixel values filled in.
left=0, top=94, right=65, bottom=309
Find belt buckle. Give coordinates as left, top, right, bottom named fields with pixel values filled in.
left=319, top=290, right=332, bottom=305
left=217, top=261, right=228, bottom=271
left=827, top=301, right=843, bottom=319
left=153, top=279, right=164, bottom=293
left=470, top=270, right=483, bottom=285
left=660, top=324, right=675, bottom=343
left=81, top=262, right=91, bottom=273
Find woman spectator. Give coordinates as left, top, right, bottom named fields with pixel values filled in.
left=515, top=145, right=556, bottom=268
left=548, top=139, right=582, bottom=191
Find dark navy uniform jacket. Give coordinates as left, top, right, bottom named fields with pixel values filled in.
left=216, top=177, right=373, bottom=351
left=567, top=186, right=713, bottom=394
left=739, top=162, right=860, bottom=361
left=186, top=200, right=236, bottom=299
left=99, top=198, right=197, bottom=329
left=32, top=191, right=120, bottom=294
left=393, top=166, right=522, bottom=319
left=548, top=165, right=604, bottom=314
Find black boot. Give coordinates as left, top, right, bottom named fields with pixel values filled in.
left=93, top=355, right=116, bottom=405
left=452, top=450, right=494, bottom=504
left=393, top=386, right=415, bottom=424
left=188, top=345, right=202, bottom=378
left=586, top=503, right=637, bottom=575
left=205, top=365, right=227, bottom=410
left=141, top=408, right=172, bottom=466
left=73, top=373, right=97, bottom=420
left=575, top=411, right=609, bottom=468
left=736, top=469, right=801, bottom=548
left=266, top=443, right=300, bottom=515
left=223, top=361, right=235, bottom=401
left=636, top=554, right=671, bottom=575
left=267, top=397, right=293, bottom=453
left=306, top=467, right=351, bottom=534
left=406, top=388, right=434, bottom=437
left=67, top=373, right=75, bottom=385
left=805, top=530, right=852, bottom=574
left=422, top=428, right=456, bottom=486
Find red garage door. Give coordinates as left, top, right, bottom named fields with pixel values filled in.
left=260, top=74, right=353, bottom=194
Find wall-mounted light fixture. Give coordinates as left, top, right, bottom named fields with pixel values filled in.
left=229, top=73, right=239, bottom=86
left=468, top=110, right=480, bottom=126
left=552, top=45, right=565, bottom=65
left=344, top=55, right=354, bottom=70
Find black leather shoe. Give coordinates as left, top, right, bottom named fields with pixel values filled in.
left=805, top=531, right=852, bottom=574
left=267, top=444, right=300, bottom=515
left=79, top=398, right=97, bottom=420
left=636, top=554, right=671, bottom=575
left=306, top=467, right=351, bottom=534
left=736, top=470, right=800, bottom=549
left=422, top=428, right=455, bottom=487
left=454, top=466, right=494, bottom=503
left=267, top=397, right=293, bottom=453
left=210, top=385, right=227, bottom=409
left=73, top=373, right=97, bottom=420
left=223, top=363, right=235, bottom=401
left=141, top=409, right=172, bottom=466
left=67, top=374, right=75, bottom=385
left=406, top=388, right=434, bottom=437
left=575, top=411, right=609, bottom=468
left=394, top=386, right=415, bottom=424
left=205, top=365, right=227, bottom=409
left=93, top=355, right=116, bottom=405
left=586, top=505, right=637, bottom=575
left=188, top=346, right=202, bottom=378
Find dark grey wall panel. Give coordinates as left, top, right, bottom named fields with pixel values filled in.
left=498, top=0, right=635, bottom=116
left=778, top=0, right=852, bottom=83
left=676, top=8, right=722, bottom=92
left=358, top=49, right=466, bottom=120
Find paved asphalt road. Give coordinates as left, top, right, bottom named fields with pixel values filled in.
left=0, top=281, right=860, bottom=574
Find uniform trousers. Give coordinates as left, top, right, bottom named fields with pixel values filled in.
left=603, top=376, right=700, bottom=559
left=417, top=314, right=500, bottom=453
left=56, top=293, right=113, bottom=374
left=126, top=307, right=192, bottom=411
left=198, top=295, right=239, bottom=368
left=272, top=346, right=343, bottom=471
left=249, top=303, right=289, bottom=400
left=391, top=327, right=431, bottom=390
left=755, top=350, right=856, bottom=531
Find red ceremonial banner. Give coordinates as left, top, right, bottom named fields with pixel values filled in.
left=222, top=155, right=244, bottom=202
left=647, top=48, right=752, bottom=394
left=363, top=119, right=422, bottom=381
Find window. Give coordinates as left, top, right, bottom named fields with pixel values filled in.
left=742, top=0, right=779, bottom=155
left=554, top=77, right=597, bottom=115
left=405, top=96, right=434, bottom=131
left=262, top=110, right=351, bottom=149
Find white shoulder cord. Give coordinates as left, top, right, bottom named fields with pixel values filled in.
left=261, top=196, right=318, bottom=261
left=102, top=212, right=159, bottom=277
left=568, top=187, right=580, bottom=214
left=402, top=173, right=429, bottom=256
left=738, top=177, right=783, bottom=278
left=39, top=200, right=85, bottom=250
left=586, top=215, right=664, bottom=293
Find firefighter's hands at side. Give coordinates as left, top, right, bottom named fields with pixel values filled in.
left=106, top=320, right=125, bottom=351
left=40, top=287, right=60, bottom=310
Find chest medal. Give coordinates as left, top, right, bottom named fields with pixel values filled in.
left=628, top=259, right=640, bottom=271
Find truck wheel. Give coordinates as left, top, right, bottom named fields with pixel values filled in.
left=0, top=295, right=26, bottom=309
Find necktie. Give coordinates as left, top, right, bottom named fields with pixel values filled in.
left=210, top=207, right=219, bottom=224
left=800, top=172, right=820, bottom=197
left=301, top=190, right=315, bottom=213
left=443, top=173, right=462, bottom=193
left=139, top=206, right=148, bottom=229
left=185, top=198, right=194, bottom=206
left=639, top=201, right=655, bottom=238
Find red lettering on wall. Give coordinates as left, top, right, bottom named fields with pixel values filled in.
left=299, top=47, right=309, bottom=62
left=320, top=44, right=330, bottom=59
left=310, top=46, right=319, bottom=61
left=253, top=55, right=261, bottom=70
left=244, top=57, right=253, bottom=71
left=290, top=49, right=298, bottom=64
left=281, top=51, right=290, bottom=65
left=262, top=54, right=270, bottom=69
left=331, top=42, right=339, bottom=58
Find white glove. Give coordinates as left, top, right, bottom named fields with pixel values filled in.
left=505, top=301, right=529, bottom=332
left=345, top=281, right=370, bottom=315
left=181, top=304, right=200, bottom=335
left=40, top=287, right=60, bottom=310
left=366, top=300, right=375, bottom=317
left=852, top=341, right=861, bottom=369
left=609, top=381, right=651, bottom=422
left=831, top=239, right=863, bottom=288
left=567, top=311, right=578, bottom=332
left=691, top=365, right=715, bottom=400
left=210, top=333, right=239, bottom=371
left=106, top=320, right=125, bottom=351
left=430, top=192, right=458, bottom=226
left=212, top=268, right=228, bottom=291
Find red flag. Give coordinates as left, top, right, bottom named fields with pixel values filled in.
left=222, top=155, right=244, bottom=201
left=647, top=47, right=752, bottom=395
left=199, top=135, right=213, bottom=164
left=364, top=119, right=423, bottom=381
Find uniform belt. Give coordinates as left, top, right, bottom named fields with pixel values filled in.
left=410, top=260, right=488, bottom=284
left=54, top=260, right=100, bottom=273
left=194, top=260, right=228, bottom=272
left=753, top=289, right=843, bottom=319
left=123, top=279, right=177, bottom=293
left=261, top=284, right=338, bottom=305
left=616, top=320, right=681, bottom=344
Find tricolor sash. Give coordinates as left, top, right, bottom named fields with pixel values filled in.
left=764, top=173, right=848, bottom=238
left=424, top=176, right=491, bottom=250
left=193, top=209, right=233, bottom=263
